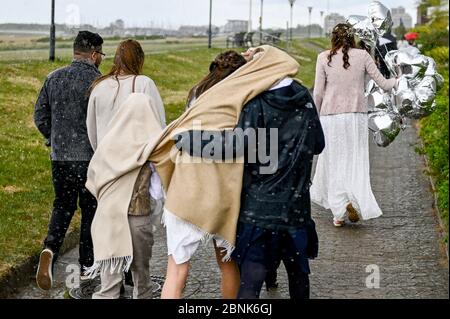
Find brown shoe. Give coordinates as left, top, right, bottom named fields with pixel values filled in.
left=36, top=249, right=53, bottom=290
left=347, top=203, right=360, bottom=223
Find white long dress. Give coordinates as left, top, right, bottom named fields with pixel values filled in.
left=310, top=112, right=382, bottom=222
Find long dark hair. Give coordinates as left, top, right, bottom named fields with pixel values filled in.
left=90, top=39, right=145, bottom=98
left=327, top=23, right=356, bottom=69
left=187, top=50, right=247, bottom=106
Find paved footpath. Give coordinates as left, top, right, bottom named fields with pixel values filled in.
left=14, top=124, right=449, bottom=299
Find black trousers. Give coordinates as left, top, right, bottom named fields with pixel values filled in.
left=264, top=260, right=281, bottom=289
left=233, top=223, right=311, bottom=300
left=44, top=161, right=97, bottom=270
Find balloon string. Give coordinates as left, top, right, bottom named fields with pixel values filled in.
left=375, top=45, right=398, bottom=78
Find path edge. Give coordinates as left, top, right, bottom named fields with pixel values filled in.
left=0, top=228, right=79, bottom=298
left=414, top=123, right=449, bottom=261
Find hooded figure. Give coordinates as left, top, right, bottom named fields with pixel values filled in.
left=177, top=77, right=325, bottom=299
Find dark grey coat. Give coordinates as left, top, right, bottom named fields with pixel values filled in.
left=34, top=60, right=101, bottom=161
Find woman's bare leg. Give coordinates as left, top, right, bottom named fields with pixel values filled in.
left=161, top=255, right=189, bottom=299
left=214, top=242, right=240, bottom=299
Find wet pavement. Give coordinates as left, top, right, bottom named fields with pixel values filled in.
left=13, top=124, right=449, bottom=299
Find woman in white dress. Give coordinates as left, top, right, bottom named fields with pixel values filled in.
left=310, top=24, right=399, bottom=227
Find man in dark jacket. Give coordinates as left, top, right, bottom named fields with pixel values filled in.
left=34, top=31, right=104, bottom=290
left=177, top=77, right=325, bottom=299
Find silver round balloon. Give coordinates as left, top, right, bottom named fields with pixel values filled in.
left=403, top=76, right=437, bottom=119
left=352, top=18, right=378, bottom=49
left=423, top=56, right=445, bottom=90
left=384, top=50, right=399, bottom=75
left=398, top=45, right=421, bottom=57
left=368, top=90, right=387, bottom=111
left=434, top=73, right=445, bottom=90
left=368, top=110, right=401, bottom=147
left=347, top=15, right=367, bottom=26
left=366, top=80, right=395, bottom=112
left=394, top=76, right=415, bottom=115
left=368, top=1, right=393, bottom=36
left=415, top=76, right=436, bottom=110
left=385, top=50, right=429, bottom=80
left=405, top=101, right=436, bottom=119
left=365, top=79, right=377, bottom=96
left=395, top=89, right=416, bottom=115
left=424, top=56, right=437, bottom=76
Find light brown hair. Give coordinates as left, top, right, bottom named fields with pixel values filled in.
left=90, top=39, right=145, bottom=98
left=187, top=50, right=247, bottom=106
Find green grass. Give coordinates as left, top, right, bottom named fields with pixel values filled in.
left=418, top=61, right=449, bottom=241
left=290, top=38, right=329, bottom=88
left=0, top=37, right=227, bottom=61
left=0, top=44, right=321, bottom=277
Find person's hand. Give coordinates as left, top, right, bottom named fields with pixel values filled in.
left=242, top=47, right=263, bottom=62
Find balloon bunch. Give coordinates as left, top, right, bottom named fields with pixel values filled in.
left=347, top=1, right=393, bottom=50
left=347, top=1, right=443, bottom=147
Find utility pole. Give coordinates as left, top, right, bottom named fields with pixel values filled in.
left=248, top=0, right=252, bottom=33
left=308, top=6, right=313, bottom=38
left=320, top=11, right=324, bottom=38
left=208, top=0, right=212, bottom=48
left=286, top=21, right=290, bottom=51
left=259, top=0, right=263, bottom=45
left=49, top=0, right=55, bottom=61
left=288, top=0, right=296, bottom=41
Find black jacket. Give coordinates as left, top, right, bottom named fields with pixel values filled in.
left=376, top=33, right=398, bottom=78
left=177, top=81, right=325, bottom=233
left=34, top=60, right=101, bottom=161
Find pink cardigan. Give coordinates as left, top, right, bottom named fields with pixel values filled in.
left=313, top=48, right=397, bottom=116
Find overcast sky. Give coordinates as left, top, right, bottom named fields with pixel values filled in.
left=0, top=0, right=418, bottom=29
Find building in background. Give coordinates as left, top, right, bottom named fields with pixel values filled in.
left=417, top=2, right=448, bottom=26
left=391, top=7, right=413, bottom=29
left=294, top=24, right=323, bottom=38
left=324, top=13, right=346, bottom=35
left=222, top=20, right=248, bottom=34
left=178, top=25, right=219, bottom=37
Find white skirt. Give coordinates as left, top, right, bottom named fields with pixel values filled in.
left=310, top=113, right=382, bottom=221
left=163, top=209, right=232, bottom=265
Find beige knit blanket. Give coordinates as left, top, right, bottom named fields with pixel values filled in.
left=149, top=45, right=299, bottom=258
left=86, top=46, right=299, bottom=275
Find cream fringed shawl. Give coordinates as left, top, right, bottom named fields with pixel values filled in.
left=85, top=93, right=165, bottom=276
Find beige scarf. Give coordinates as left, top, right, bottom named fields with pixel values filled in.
left=86, top=46, right=299, bottom=276
left=85, top=93, right=165, bottom=276
left=149, top=45, right=299, bottom=258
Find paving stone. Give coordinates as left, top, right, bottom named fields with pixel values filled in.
left=13, top=124, right=448, bottom=299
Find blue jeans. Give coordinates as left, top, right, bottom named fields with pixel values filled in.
left=232, top=222, right=311, bottom=299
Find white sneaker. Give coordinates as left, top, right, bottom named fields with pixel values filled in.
left=36, top=249, right=54, bottom=290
